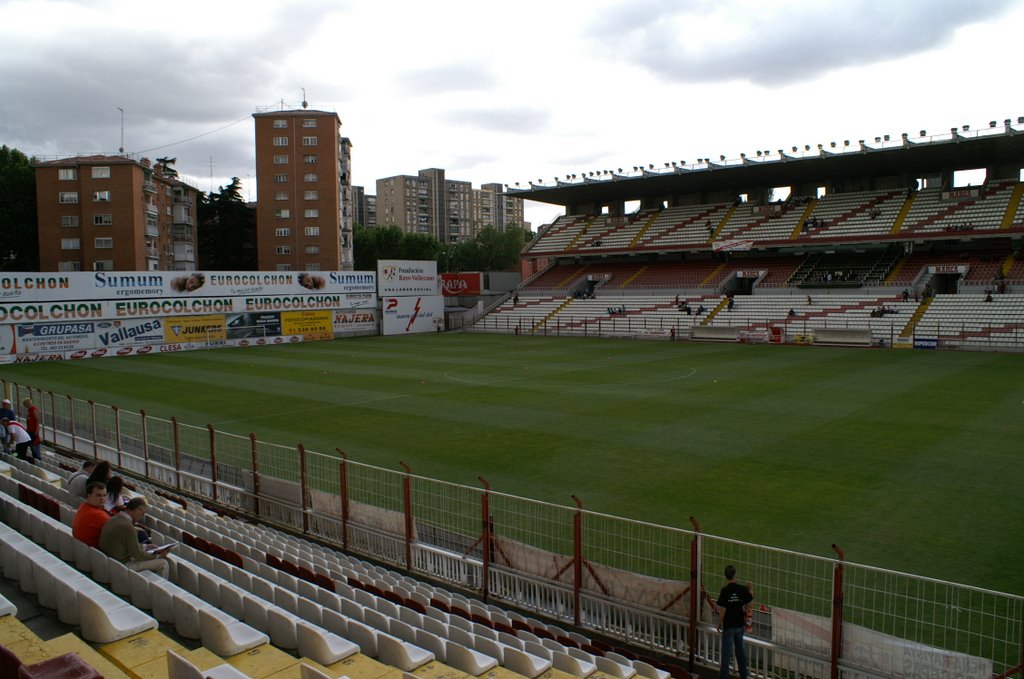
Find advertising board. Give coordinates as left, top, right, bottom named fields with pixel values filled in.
left=381, top=296, right=443, bottom=335
left=440, top=273, right=482, bottom=297
left=377, top=260, right=438, bottom=297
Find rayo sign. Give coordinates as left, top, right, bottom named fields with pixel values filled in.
left=440, top=273, right=482, bottom=297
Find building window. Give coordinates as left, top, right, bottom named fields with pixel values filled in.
left=273, top=155, right=289, bottom=164
left=306, top=263, right=321, bottom=271
left=274, top=209, right=290, bottom=218
left=275, top=228, right=290, bottom=237
left=60, top=215, right=79, bottom=227
left=302, top=136, right=318, bottom=146
left=274, top=174, right=288, bottom=183
left=94, top=260, right=114, bottom=271
left=58, top=261, right=82, bottom=272
left=58, top=168, right=77, bottom=180
left=272, top=136, right=288, bottom=146
left=304, top=209, right=319, bottom=218
left=61, top=238, right=81, bottom=250
left=276, top=264, right=292, bottom=271
left=91, top=166, right=111, bottom=179
left=303, top=173, right=318, bottom=182
left=304, top=245, right=320, bottom=255
left=304, top=190, right=318, bottom=200
left=302, top=119, right=317, bottom=128
left=93, top=214, right=113, bottom=226
left=94, top=237, right=113, bottom=249
left=304, top=226, right=320, bottom=237
left=275, top=191, right=288, bottom=200
left=275, top=246, right=291, bottom=255
left=93, top=190, right=111, bottom=202
left=303, top=154, right=318, bottom=164
left=59, top=192, right=79, bottom=204
left=273, top=119, right=288, bottom=128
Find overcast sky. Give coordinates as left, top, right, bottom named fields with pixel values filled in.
left=2, top=0, right=1021, bottom=229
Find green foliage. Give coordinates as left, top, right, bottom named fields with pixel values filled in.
left=0, top=145, right=39, bottom=270
left=353, top=224, right=527, bottom=272
left=197, top=177, right=256, bottom=269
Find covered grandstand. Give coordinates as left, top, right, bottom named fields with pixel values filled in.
left=472, top=124, right=1024, bottom=349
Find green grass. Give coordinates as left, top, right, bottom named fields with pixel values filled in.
left=4, top=334, right=1023, bottom=595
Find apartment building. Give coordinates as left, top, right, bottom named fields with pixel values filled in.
left=252, top=107, right=353, bottom=271
left=375, top=169, right=525, bottom=243
left=34, top=155, right=198, bottom=272
left=352, top=186, right=377, bottom=227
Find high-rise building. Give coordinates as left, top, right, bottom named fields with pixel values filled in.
left=253, top=107, right=353, bottom=271
left=376, top=169, right=525, bottom=243
left=352, top=186, right=377, bottom=227
left=34, top=155, right=198, bottom=272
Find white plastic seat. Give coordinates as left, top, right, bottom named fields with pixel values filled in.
left=77, top=587, right=157, bottom=643
left=243, top=593, right=273, bottom=632
left=503, top=646, right=553, bottom=678
left=267, top=607, right=300, bottom=650
left=200, top=607, right=269, bottom=656
left=344, top=619, right=378, bottom=657
left=596, top=656, right=638, bottom=679
left=166, top=649, right=251, bottom=679
left=297, top=597, right=324, bottom=626
left=553, top=649, right=597, bottom=677
left=296, top=620, right=359, bottom=665
left=321, top=608, right=349, bottom=638
left=634, top=659, right=671, bottom=679
left=376, top=633, right=434, bottom=672
left=389, top=618, right=419, bottom=645
left=172, top=590, right=207, bottom=639
left=446, top=639, right=499, bottom=675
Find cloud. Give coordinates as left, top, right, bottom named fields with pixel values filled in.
left=439, top=107, right=552, bottom=133
left=587, top=0, right=1016, bottom=86
left=396, top=64, right=497, bottom=96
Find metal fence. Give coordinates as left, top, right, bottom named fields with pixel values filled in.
left=7, top=380, right=1022, bottom=678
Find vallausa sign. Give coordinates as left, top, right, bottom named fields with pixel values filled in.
left=440, top=273, right=482, bottom=297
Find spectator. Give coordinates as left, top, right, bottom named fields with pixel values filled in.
left=99, top=497, right=169, bottom=578
left=0, top=399, right=14, bottom=453
left=67, top=460, right=97, bottom=498
left=72, top=482, right=110, bottom=548
left=105, top=476, right=129, bottom=514
left=22, top=398, right=41, bottom=462
left=788, top=308, right=796, bottom=317
left=902, top=289, right=909, bottom=302
left=85, top=460, right=112, bottom=490
left=985, top=289, right=993, bottom=303
left=717, top=565, right=754, bottom=679
left=2, top=418, right=31, bottom=461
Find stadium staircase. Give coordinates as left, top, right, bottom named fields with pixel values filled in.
left=635, top=205, right=723, bottom=249
left=898, top=297, right=932, bottom=337
left=1001, top=183, right=1024, bottom=228
left=532, top=298, right=573, bottom=333
left=804, top=191, right=901, bottom=239
left=789, top=199, right=818, bottom=239
left=709, top=205, right=736, bottom=241
left=617, top=265, right=648, bottom=288
left=700, top=298, right=730, bottom=325
left=565, top=217, right=596, bottom=250
left=627, top=212, right=660, bottom=248
left=889, top=192, right=916, bottom=234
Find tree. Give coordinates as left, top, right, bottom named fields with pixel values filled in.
left=197, top=177, right=256, bottom=269
left=0, top=146, right=39, bottom=270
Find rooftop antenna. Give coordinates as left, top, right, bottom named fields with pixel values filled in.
left=117, top=107, right=125, bottom=154
left=301, top=88, right=308, bottom=109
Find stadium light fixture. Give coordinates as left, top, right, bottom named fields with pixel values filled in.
left=792, top=146, right=798, bottom=152
left=874, top=137, right=881, bottom=143
left=830, top=141, right=836, bottom=148
left=805, top=144, right=811, bottom=151
left=962, top=125, right=969, bottom=131
left=756, top=151, right=762, bottom=157
left=1005, top=119, right=1012, bottom=126
left=843, top=140, right=850, bottom=146
left=901, top=133, right=908, bottom=140
left=990, top=121, right=997, bottom=128
left=920, top=130, right=927, bottom=136
left=719, top=154, right=726, bottom=161
left=649, top=164, right=654, bottom=169
left=951, top=127, right=958, bottom=134
left=884, top=134, right=890, bottom=141
left=778, top=149, right=785, bottom=156
left=617, top=168, right=623, bottom=173
left=1017, top=117, right=1023, bottom=124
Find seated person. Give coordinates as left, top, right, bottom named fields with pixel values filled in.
left=67, top=460, right=97, bottom=498
left=99, top=497, right=169, bottom=578
left=0, top=399, right=14, bottom=452
left=105, top=476, right=129, bottom=514
left=72, top=482, right=110, bottom=547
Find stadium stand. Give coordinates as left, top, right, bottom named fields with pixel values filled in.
left=2, top=446, right=664, bottom=679
left=914, top=293, right=1024, bottom=348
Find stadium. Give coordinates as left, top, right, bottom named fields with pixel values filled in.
left=1, top=123, right=1023, bottom=679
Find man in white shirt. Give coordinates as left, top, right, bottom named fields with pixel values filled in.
left=2, top=417, right=31, bottom=460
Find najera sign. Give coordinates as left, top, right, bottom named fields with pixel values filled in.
left=440, top=273, right=482, bottom=297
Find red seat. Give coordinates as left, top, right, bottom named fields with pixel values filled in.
left=19, top=653, right=102, bottom=679
left=314, top=573, right=334, bottom=590
left=266, top=553, right=282, bottom=569
left=405, top=598, right=427, bottom=614
left=297, top=566, right=317, bottom=584
left=430, top=599, right=450, bottom=613
left=556, top=635, right=579, bottom=649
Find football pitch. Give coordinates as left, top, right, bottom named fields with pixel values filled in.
left=3, top=334, right=1022, bottom=595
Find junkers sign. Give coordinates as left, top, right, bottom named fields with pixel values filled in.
left=440, top=273, right=482, bottom=297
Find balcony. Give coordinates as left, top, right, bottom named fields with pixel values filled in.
left=172, top=225, right=193, bottom=240
left=145, top=245, right=159, bottom=258
left=145, top=225, right=159, bottom=238
left=143, top=181, right=156, bottom=194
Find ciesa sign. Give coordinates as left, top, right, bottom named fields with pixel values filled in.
left=440, top=273, right=482, bottom=297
